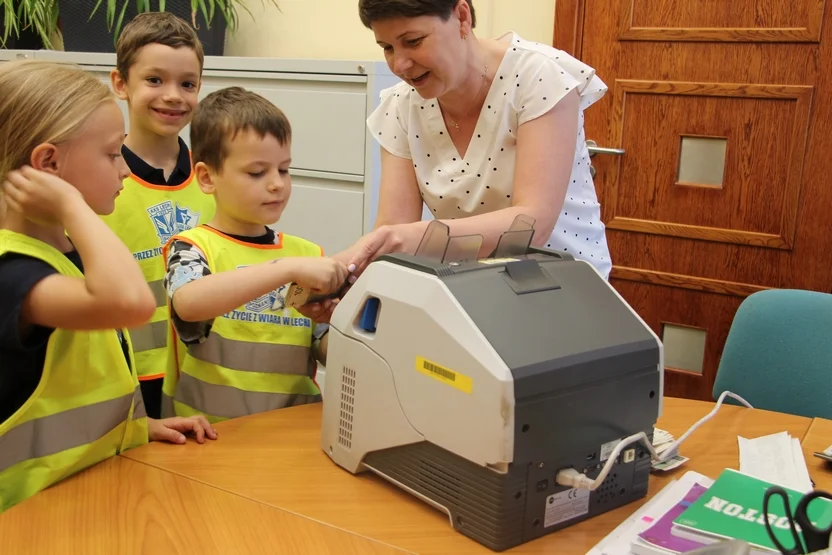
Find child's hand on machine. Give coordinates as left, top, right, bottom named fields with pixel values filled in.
left=296, top=297, right=339, bottom=324
left=287, top=257, right=349, bottom=294
left=2, top=165, right=86, bottom=225
left=148, top=416, right=218, bottom=445
left=286, top=261, right=357, bottom=323
left=282, top=258, right=354, bottom=309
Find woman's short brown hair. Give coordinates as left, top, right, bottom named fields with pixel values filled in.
left=358, top=0, right=476, bottom=29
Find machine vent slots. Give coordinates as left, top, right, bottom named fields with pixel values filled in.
left=596, top=472, right=623, bottom=504
left=416, top=458, right=463, bottom=502
left=339, top=366, right=356, bottom=448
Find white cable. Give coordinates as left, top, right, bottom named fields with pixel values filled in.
left=555, top=391, right=753, bottom=491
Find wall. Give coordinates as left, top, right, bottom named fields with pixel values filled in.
left=226, top=0, right=556, bottom=60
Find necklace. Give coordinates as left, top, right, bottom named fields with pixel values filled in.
left=443, top=61, right=489, bottom=131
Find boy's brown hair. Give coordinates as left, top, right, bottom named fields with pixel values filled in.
left=191, top=87, right=292, bottom=171
left=115, top=11, right=205, bottom=79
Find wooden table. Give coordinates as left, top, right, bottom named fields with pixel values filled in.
left=0, top=456, right=410, bottom=554
left=121, top=398, right=814, bottom=554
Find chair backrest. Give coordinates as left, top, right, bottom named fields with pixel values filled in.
left=712, top=289, right=832, bottom=419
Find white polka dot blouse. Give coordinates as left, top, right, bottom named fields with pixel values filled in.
left=367, top=31, right=612, bottom=279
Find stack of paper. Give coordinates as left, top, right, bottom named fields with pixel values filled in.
left=652, top=428, right=689, bottom=472
left=737, top=431, right=812, bottom=493
left=653, top=428, right=677, bottom=457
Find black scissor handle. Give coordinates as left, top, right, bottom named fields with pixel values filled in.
left=794, top=489, right=832, bottom=552
left=764, top=486, right=806, bottom=555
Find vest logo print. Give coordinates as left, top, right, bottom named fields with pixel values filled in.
left=246, top=284, right=288, bottom=313
left=147, top=201, right=200, bottom=244
left=223, top=278, right=311, bottom=328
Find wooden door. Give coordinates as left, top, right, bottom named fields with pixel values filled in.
left=554, top=0, right=832, bottom=400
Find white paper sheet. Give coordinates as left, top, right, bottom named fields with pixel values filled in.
left=738, top=431, right=812, bottom=493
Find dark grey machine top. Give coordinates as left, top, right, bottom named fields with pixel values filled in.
left=376, top=248, right=660, bottom=399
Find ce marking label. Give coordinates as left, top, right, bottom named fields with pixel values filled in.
left=567, top=489, right=581, bottom=499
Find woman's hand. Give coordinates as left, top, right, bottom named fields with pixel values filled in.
left=294, top=226, right=412, bottom=322
left=294, top=222, right=427, bottom=322
left=337, top=223, right=424, bottom=277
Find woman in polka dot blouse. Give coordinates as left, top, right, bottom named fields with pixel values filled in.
left=345, top=0, right=612, bottom=279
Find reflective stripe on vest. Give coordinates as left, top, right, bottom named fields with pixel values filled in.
left=190, top=332, right=314, bottom=375
left=129, top=281, right=168, bottom=353
left=0, top=386, right=145, bottom=474
left=173, top=373, right=320, bottom=420
left=148, top=279, right=166, bottom=306
left=0, top=230, right=148, bottom=511
left=128, top=319, right=169, bottom=353
left=101, top=172, right=215, bottom=379
left=162, top=225, right=323, bottom=422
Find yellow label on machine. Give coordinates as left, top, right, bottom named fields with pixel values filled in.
left=415, top=356, right=473, bottom=394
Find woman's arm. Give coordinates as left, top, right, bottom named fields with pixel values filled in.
left=436, top=89, right=580, bottom=251
left=342, top=90, right=581, bottom=271
left=373, top=148, right=425, bottom=228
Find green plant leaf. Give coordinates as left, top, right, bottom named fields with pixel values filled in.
left=197, top=0, right=211, bottom=29
left=0, top=0, right=284, bottom=51
left=112, top=0, right=131, bottom=45
left=89, top=0, right=106, bottom=21
left=4, top=0, right=58, bottom=49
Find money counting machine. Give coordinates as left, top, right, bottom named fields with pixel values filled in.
left=320, top=217, right=664, bottom=551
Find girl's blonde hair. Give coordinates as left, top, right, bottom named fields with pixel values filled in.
left=0, top=60, right=115, bottom=183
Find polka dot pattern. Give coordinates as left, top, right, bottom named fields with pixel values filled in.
left=366, top=31, right=611, bottom=278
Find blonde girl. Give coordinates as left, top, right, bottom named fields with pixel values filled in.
left=0, top=60, right=216, bottom=513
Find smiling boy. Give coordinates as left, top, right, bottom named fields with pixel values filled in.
left=101, top=12, right=216, bottom=419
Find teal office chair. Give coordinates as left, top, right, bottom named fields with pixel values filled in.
left=712, top=289, right=832, bottom=419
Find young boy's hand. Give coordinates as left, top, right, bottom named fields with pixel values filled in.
left=297, top=297, right=339, bottom=323
left=2, top=165, right=85, bottom=225
left=289, top=257, right=349, bottom=294
left=148, top=416, right=218, bottom=444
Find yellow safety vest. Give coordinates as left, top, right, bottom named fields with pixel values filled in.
left=0, top=230, right=148, bottom=513
left=161, top=225, right=323, bottom=423
left=101, top=171, right=215, bottom=381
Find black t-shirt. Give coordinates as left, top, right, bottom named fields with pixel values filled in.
left=0, top=250, right=129, bottom=424
left=122, top=137, right=192, bottom=186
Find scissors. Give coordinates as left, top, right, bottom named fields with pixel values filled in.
left=763, top=486, right=832, bottom=554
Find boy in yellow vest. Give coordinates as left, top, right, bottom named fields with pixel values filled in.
left=102, top=12, right=216, bottom=419
left=161, top=87, right=350, bottom=423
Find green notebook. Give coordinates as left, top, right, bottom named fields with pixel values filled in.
left=672, top=468, right=832, bottom=552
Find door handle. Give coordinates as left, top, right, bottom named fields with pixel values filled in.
left=586, top=140, right=625, bottom=157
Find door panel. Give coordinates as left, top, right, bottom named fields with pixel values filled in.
left=607, top=82, right=812, bottom=249
left=619, top=0, right=825, bottom=42
left=555, top=0, right=832, bottom=400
